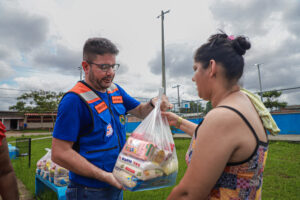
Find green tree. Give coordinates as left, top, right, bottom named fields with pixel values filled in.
left=9, top=90, right=64, bottom=130
left=9, top=90, right=64, bottom=113
left=262, top=90, right=287, bottom=111
left=204, top=101, right=213, bottom=114
left=179, top=101, right=203, bottom=113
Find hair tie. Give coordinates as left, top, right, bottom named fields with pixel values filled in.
left=228, top=35, right=235, bottom=40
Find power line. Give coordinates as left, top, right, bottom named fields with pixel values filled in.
left=0, top=87, right=32, bottom=91
left=0, top=97, right=19, bottom=99
left=275, top=86, right=300, bottom=92
left=261, top=86, right=300, bottom=93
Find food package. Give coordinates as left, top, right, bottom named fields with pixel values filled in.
left=123, top=137, right=155, bottom=161
left=36, top=148, right=69, bottom=187
left=114, top=167, right=138, bottom=188
left=113, top=88, right=178, bottom=191
left=115, top=158, right=163, bottom=181
left=53, top=164, right=69, bottom=186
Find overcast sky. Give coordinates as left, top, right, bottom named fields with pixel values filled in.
left=0, top=0, right=299, bottom=111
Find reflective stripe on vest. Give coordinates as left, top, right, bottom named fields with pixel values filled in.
left=69, top=81, right=119, bottom=108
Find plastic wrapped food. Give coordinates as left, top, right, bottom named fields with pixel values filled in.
left=113, top=88, right=178, bottom=191
left=36, top=148, right=69, bottom=186
left=123, top=137, right=155, bottom=161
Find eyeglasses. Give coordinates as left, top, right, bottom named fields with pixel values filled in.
left=86, top=61, right=120, bottom=72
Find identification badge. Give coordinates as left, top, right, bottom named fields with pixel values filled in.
left=112, top=96, right=123, bottom=104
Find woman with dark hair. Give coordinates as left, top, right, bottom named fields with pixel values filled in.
left=165, top=33, right=279, bottom=199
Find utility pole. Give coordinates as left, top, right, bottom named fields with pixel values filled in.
left=172, top=84, right=181, bottom=108
left=157, top=10, right=170, bottom=94
left=254, top=63, right=263, bottom=101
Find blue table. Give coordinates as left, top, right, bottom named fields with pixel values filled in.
left=35, top=174, right=67, bottom=200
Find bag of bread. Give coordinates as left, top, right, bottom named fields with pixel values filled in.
left=113, top=88, right=178, bottom=191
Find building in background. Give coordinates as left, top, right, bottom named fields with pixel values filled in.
left=0, top=111, right=24, bottom=130
left=0, top=111, right=57, bottom=130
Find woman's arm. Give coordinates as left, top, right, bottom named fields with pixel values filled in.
left=0, top=138, right=19, bottom=200
left=167, top=109, right=241, bottom=199
left=162, top=112, right=197, bottom=136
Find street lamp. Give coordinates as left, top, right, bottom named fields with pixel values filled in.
left=254, top=63, right=263, bottom=101
left=157, top=10, right=170, bottom=94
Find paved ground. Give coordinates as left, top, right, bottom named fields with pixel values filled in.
left=17, top=178, right=34, bottom=200
left=5, top=131, right=52, bottom=138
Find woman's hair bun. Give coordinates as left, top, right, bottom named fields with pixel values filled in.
left=232, top=36, right=251, bottom=56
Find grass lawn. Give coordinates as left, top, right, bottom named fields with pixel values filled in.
left=7, top=136, right=300, bottom=200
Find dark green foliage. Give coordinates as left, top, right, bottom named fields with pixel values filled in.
left=262, top=90, right=287, bottom=111
left=9, top=90, right=64, bottom=113
left=204, top=101, right=213, bottom=114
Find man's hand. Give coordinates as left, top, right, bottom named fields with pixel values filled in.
left=52, top=138, right=125, bottom=189
left=104, top=172, right=124, bottom=190
left=152, top=95, right=173, bottom=111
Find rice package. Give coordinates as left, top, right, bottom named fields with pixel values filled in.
left=113, top=88, right=178, bottom=191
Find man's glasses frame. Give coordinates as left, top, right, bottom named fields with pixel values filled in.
left=86, top=61, right=120, bottom=72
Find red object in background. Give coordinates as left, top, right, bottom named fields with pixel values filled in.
left=0, top=121, right=6, bottom=146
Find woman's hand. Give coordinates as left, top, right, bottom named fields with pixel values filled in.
left=161, top=111, right=180, bottom=127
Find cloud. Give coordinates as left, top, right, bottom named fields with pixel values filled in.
left=0, top=4, right=49, bottom=52
left=282, top=1, right=300, bottom=36
left=211, top=0, right=285, bottom=36
left=0, top=61, right=15, bottom=81
left=148, top=42, right=202, bottom=100
left=0, top=45, right=11, bottom=60
left=149, top=43, right=195, bottom=77
left=209, top=0, right=300, bottom=103
left=33, top=44, right=81, bottom=76
left=14, top=73, right=78, bottom=92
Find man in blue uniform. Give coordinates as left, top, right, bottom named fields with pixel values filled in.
left=51, top=37, right=172, bottom=200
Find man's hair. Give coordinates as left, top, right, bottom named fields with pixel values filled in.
left=83, top=37, right=119, bottom=61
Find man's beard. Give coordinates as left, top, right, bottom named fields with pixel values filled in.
left=89, top=70, right=114, bottom=91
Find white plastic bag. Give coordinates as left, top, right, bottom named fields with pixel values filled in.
left=36, top=148, right=52, bottom=180
left=113, top=88, right=178, bottom=191
left=36, top=148, right=69, bottom=186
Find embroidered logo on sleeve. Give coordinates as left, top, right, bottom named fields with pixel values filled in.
left=119, top=115, right=125, bottom=125
left=106, top=123, right=113, bottom=137
left=95, top=102, right=107, bottom=113
left=112, top=96, right=123, bottom=104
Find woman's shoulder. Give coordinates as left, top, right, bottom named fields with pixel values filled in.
left=204, top=105, right=243, bottom=125
left=200, top=105, right=251, bottom=142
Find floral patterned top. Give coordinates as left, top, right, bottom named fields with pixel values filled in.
left=185, top=106, right=269, bottom=200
